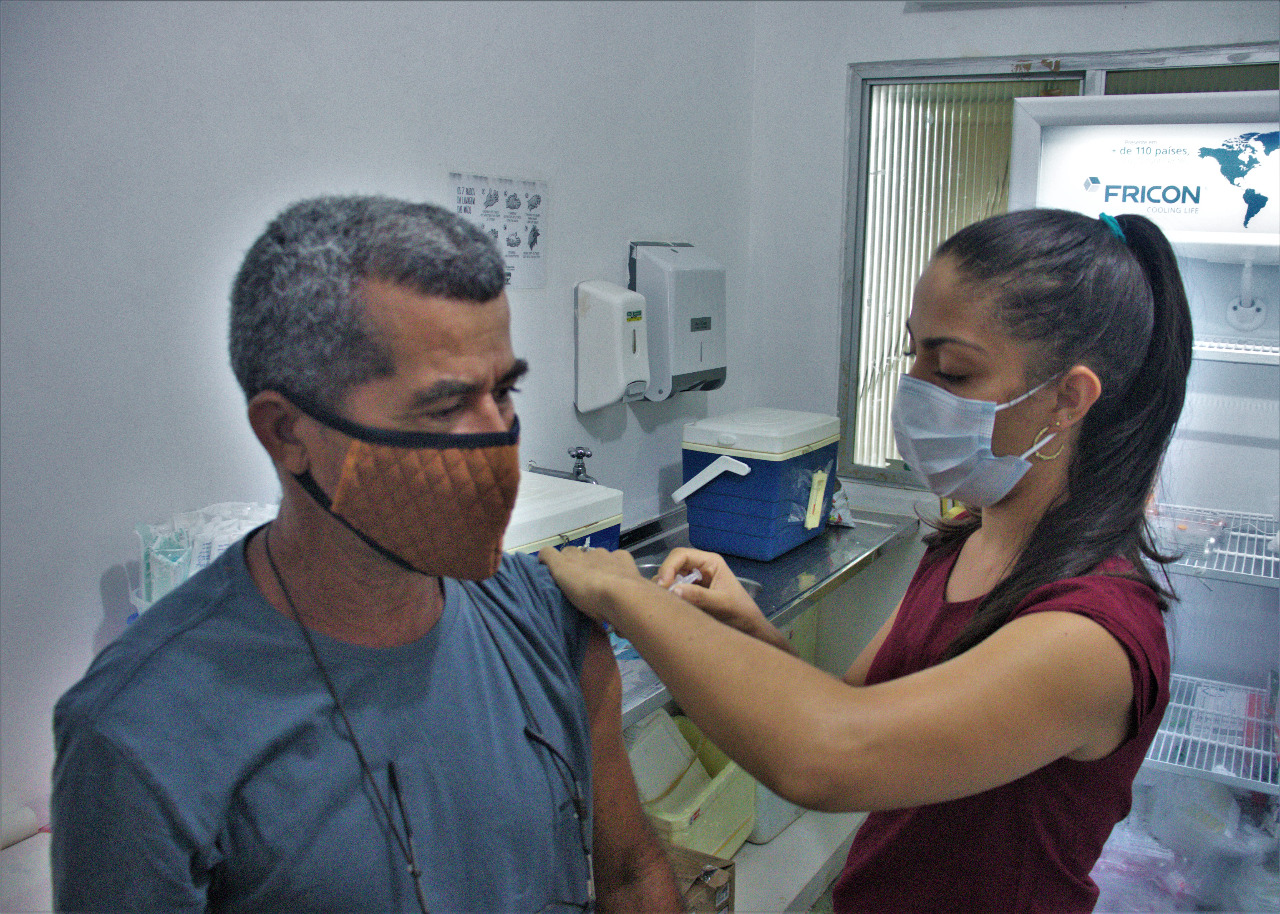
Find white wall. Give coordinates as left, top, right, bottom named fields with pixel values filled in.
left=1, top=0, right=1274, bottom=822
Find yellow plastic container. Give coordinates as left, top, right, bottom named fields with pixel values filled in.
left=642, top=715, right=756, bottom=860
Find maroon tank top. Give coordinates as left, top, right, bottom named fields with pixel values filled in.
left=832, top=539, right=1169, bottom=913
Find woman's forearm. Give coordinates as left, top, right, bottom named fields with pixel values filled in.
left=606, top=578, right=866, bottom=810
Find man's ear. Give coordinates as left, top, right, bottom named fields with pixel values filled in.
left=247, top=391, right=311, bottom=476
left=1054, top=364, right=1102, bottom=431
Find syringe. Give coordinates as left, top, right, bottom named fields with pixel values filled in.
left=668, top=569, right=702, bottom=591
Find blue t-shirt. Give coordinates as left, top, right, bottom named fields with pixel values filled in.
left=52, top=536, right=595, bottom=913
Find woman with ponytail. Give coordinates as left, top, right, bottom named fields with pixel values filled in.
left=540, top=209, right=1193, bottom=913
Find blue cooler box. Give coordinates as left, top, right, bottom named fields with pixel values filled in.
left=681, top=409, right=840, bottom=561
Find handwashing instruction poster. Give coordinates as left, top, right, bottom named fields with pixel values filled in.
left=1035, top=122, right=1279, bottom=235
left=449, top=172, right=548, bottom=289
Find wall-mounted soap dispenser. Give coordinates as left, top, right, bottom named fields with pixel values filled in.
left=574, top=280, right=650, bottom=413
left=629, top=242, right=727, bottom=401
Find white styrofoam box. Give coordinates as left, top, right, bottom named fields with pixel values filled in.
left=502, top=470, right=623, bottom=553
left=683, top=408, right=840, bottom=459
left=748, top=783, right=804, bottom=844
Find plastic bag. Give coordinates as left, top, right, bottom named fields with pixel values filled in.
left=827, top=479, right=858, bottom=527
left=1091, top=819, right=1195, bottom=913
left=134, top=501, right=277, bottom=614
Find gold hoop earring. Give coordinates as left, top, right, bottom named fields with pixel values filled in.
left=1033, top=424, right=1065, bottom=461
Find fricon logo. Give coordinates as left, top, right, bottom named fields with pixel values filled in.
left=1084, top=176, right=1202, bottom=204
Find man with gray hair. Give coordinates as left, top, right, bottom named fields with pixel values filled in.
left=51, top=196, right=682, bottom=912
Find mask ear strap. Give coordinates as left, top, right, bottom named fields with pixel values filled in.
left=294, top=468, right=336, bottom=511
left=997, top=376, right=1056, bottom=412
left=279, top=387, right=521, bottom=449
left=292, top=468, right=421, bottom=575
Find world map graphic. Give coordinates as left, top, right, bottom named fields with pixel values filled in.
left=1198, top=130, right=1280, bottom=229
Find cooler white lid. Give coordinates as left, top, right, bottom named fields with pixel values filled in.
left=503, top=470, right=624, bottom=550
left=682, top=408, right=840, bottom=455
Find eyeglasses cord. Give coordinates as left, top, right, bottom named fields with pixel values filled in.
left=263, top=525, right=594, bottom=912
left=472, top=608, right=596, bottom=910
left=264, top=525, right=431, bottom=914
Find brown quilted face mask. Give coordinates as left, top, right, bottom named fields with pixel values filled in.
left=286, top=392, right=520, bottom=580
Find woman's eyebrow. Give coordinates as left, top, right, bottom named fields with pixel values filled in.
left=904, top=320, right=986, bottom=353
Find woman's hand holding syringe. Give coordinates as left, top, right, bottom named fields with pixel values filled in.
left=653, top=548, right=796, bottom=656
left=538, top=544, right=796, bottom=656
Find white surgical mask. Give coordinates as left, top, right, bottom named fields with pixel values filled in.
left=891, top=374, right=1055, bottom=507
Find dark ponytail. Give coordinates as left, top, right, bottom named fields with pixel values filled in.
left=928, top=209, right=1193, bottom=661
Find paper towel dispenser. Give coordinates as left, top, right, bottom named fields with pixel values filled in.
left=629, top=242, right=727, bottom=401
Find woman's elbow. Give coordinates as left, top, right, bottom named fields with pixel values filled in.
left=763, top=715, right=877, bottom=813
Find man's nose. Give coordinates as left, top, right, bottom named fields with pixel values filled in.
left=454, top=394, right=512, bottom=434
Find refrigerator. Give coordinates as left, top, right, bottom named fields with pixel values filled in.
left=1009, top=90, right=1280, bottom=911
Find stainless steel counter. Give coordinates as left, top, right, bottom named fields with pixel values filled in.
left=614, top=507, right=920, bottom=726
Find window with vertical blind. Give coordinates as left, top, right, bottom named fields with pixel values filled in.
left=838, top=46, right=1278, bottom=480
left=852, top=78, right=1079, bottom=468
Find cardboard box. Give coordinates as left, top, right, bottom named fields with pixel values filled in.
left=661, top=837, right=735, bottom=913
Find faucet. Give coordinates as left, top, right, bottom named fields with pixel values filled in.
left=527, top=447, right=598, bottom=484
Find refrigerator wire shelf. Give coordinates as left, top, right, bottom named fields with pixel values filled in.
left=1145, top=674, right=1278, bottom=795
left=1151, top=506, right=1279, bottom=587
left=1191, top=336, right=1280, bottom=365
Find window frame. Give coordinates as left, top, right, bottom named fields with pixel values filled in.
left=836, top=43, right=1280, bottom=483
